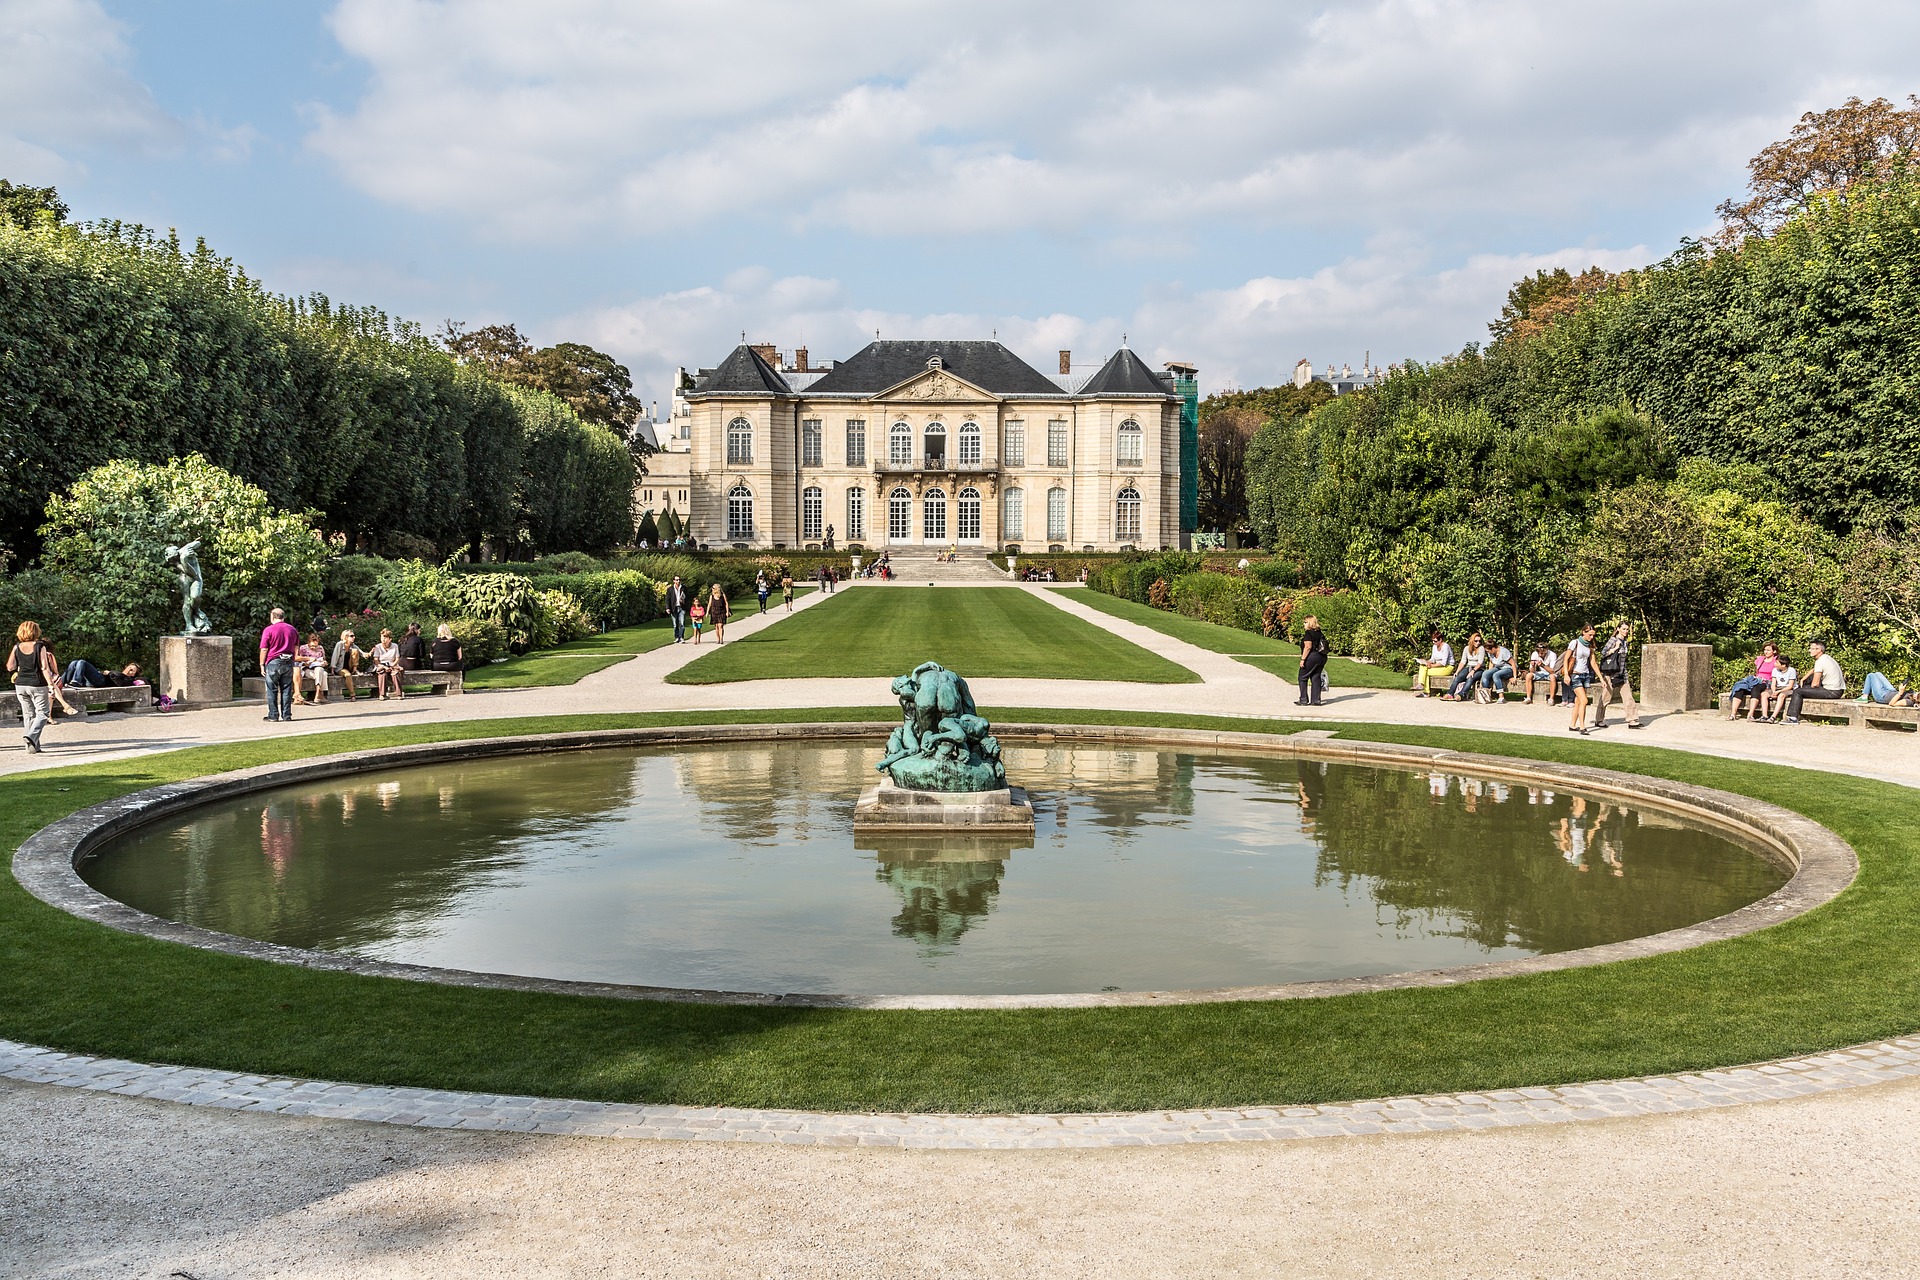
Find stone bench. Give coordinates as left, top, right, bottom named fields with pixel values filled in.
left=1, top=683, right=153, bottom=722
left=1794, top=700, right=1919, bottom=731
left=241, top=668, right=463, bottom=699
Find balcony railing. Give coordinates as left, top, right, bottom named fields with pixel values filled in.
left=873, top=458, right=996, bottom=474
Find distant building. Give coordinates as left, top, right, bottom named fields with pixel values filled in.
left=1292, top=354, right=1387, bottom=396
left=630, top=391, right=693, bottom=541
left=664, top=339, right=1189, bottom=551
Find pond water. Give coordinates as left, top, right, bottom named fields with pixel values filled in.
left=81, top=742, right=1787, bottom=996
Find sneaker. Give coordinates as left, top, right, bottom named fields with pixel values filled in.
left=1627, top=722, right=1642, bottom=730
left=264, top=715, right=279, bottom=722
left=1785, top=716, right=1800, bottom=724
left=24, top=737, right=40, bottom=754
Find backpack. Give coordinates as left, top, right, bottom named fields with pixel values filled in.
left=1599, top=641, right=1627, bottom=679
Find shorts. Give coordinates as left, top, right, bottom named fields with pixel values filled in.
left=1570, top=674, right=1597, bottom=689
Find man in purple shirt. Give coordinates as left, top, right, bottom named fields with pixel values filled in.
left=258, top=607, right=301, bottom=723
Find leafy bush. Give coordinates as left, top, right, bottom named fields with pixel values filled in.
left=534, top=551, right=604, bottom=575
left=323, top=554, right=391, bottom=613
left=369, top=558, right=465, bottom=619
left=1167, top=572, right=1268, bottom=632
left=451, top=572, right=542, bottom=649
left=1146, top=578, right=1172, bottom=610
left=1286, top=588, right=1369, bottom=655
left=531, top=589, right=595, bottom=649
left=446, top=616, right=509, bottom=667
left=38, top=454, right=329, bottom=662
left=1245, top=559, right=1305, bottom=589
left=528, top=570, right=658, bottom=628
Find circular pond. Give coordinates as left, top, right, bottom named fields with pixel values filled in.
left=78, top=741, right=1789, bottom=997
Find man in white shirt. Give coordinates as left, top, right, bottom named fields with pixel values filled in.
left=1525, top=642, right=1560, bottom=704
left=1785, top=641, right=1847, bottom=723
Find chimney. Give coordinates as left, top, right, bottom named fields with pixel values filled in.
left=794, top=346, right=809, bottom=373
left=750, top=343, right=779, bottom=367
left=1059, top=350, right=1071, bottom=375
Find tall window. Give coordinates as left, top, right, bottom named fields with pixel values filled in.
left=958, top=422, right=981, bottom=466
left=924, top=421, right=947, bottom=467
left=727, top=483, right=754, bottom=539
left=727, top=417, right=753, bottom=465
left=923, top=488, right=948, bottom=540
left=801, top=419, right=822, bottom=467
left=1047, top=420, right=1069, bottom=467
left=1116, top=419, right=1143, bottom=467
left=890, top=422, right=912, bottom=466
left=847, top=486, right=866, bottom=540
left=888, top=487, right=912, bottom=539
left=846, top=420, right=867, bottom=466
left=1115, top=486, right=1141, bottom=543
left=802, top=485, right=823, bottom=539
left=958, top=487, right=981, bottom=540
left=1004, top=420, right=1025, bottom=467
left=1003, top=488, right=1025, bottom=539
left=1046, top=486, right=1067, bottom=541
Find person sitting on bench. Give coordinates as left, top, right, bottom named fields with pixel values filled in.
left=1783, top=640, right=1846, bottom=723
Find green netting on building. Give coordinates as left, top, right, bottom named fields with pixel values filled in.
left=1174, top=368, right=1199, bottom=534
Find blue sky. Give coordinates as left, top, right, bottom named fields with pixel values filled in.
left=5, top=0, right=1917, bottom=405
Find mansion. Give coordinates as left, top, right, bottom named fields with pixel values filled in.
left=651, top=339, right=1194, bottom=552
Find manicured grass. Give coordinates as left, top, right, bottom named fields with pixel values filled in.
left=666, top=587, right=1199, bottom=684
left=1057, top=588, right=1407, bottom=689
left=460, top=619, right=677, bottom=689
left=2, top=709, right=1915, bottom=1114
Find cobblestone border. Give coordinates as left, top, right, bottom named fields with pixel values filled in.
left=5, top=1034, right=1917, bottom=1147
left=11, top=722, right=1856, bottom=1010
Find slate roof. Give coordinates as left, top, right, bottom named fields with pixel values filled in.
left=692, top=345, right=792, bottom=396
left=1077, top=347, right=1178, bottom=398
left=803, top=340, right=1062, bottom=396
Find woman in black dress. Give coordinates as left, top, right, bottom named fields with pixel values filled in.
left=707, top=584, right=730, bottom=644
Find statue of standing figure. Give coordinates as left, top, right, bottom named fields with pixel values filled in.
left=164, top=540, right=213, bottom=636
left=876, top=661, right=1005, bottom=792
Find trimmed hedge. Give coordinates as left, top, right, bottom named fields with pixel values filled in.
left=1167, top=572, right=1268, bottom=632
left=529, top=570, right=659, bottom=629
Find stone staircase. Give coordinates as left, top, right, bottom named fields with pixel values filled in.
left=873, top=552, right=1012, bottom=584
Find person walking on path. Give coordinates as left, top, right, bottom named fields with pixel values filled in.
left=755, top=571, right=771, bottom=615
left=1595, top=621, right=1642, bottom=730
left=8, top=621, right=60, bottom=753
left=258, top=608, right=300, bottom=723
left=1563, top=623, right=1600, bottom=736
left=1296, top=614, right=1328, bottom=707
left=781, top=572, right=795, bottom=612
left=707, top=583, right=731, bottom=644
left=666, top=576, right=693, bottom=643
left=1785, top=640, right=1848, bottom=722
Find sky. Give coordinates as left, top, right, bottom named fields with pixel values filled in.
left=4, top=0, right=1917, bottom=407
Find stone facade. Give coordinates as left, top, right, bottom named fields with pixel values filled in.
left=677, top=340, right=1185, bottom=552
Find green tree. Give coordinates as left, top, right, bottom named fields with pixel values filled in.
left=0, top=179, right=68, bottom=228
left=1195, top=407, right=1261, bottom=533
left=1566, top=481, right=1720, bottom=640
left=39, top=455, right=329, bottom=660
left=1716, top=94, right=1920, bottom=240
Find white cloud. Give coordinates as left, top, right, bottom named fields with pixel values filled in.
left=309, top=0, right=1920, bottom=240
left=0, top=0, right=179, bottom=181
left=558, top=240, right=1651, bottom=405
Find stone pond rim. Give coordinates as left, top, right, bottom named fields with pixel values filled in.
left=11, top=720, right=1857, bottom=1012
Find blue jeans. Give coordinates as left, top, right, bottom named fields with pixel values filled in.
left=263, top=656, right=295, bottom=720
left=1480, top=662, right=1514, bottom=695
left=62, top=659, right=109, bottom=688
left=670, top=610, right=688, bottom=641
left=1863, top=671, right=1896, bottom=703
left=1446, top=665, right=1483, bottom=698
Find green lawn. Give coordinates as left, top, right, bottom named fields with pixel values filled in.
left=1, top=709, right=1915, bottom=1114
left=1058, top=588, right=1407, bottom=689
left=461, top=619, right=677, bottom=689
left=666, top=587, right=1199, bottom=684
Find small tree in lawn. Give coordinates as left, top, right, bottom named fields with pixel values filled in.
left=40, top=454, right=330, bottom=661
left=1416, top=492, right=1576, bottom=653
left=1566, top=481, right=1720, bottom=640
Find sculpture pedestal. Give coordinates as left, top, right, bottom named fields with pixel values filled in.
left=1640, top=642, right=1714, bottom=713
left=852, top=778, right=1036, bottom=832
left=159, top=635, right=233, bottom=707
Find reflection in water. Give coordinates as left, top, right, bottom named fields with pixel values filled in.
left=81, top=745, right=1788, bottom=996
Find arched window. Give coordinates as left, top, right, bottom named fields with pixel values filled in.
left=924, top=421, right=947, bottom=469
left=888, top=486, right=912, bottom=540
left=889, top=422, right=912, bottom=466
left=1115, top=486, right=1141, bottom=543
left=958, top=422, right=981, bottom=467
left=923, top=487, right=948, bottom=540
left=1116, top=419, right=1143, bottom=467
left=727, top=417, right=753, bottom=465
left=1003, top=487, right=1025, bottom=539
left=957, top=487, right=981, bottom=540
left=1046, top=486, right=1068, bottom=541
left=847, top=487, right=866, bottom=541
left=802, top=485, right=823, bottom=540
left=727, top=483, right=754, bottom=539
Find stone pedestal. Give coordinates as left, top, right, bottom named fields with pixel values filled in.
left=159, top=635, right=234, bottom=707
left=852, top=778, right=1036, bottom=832
left=1640, top=642, right=1714, bottom=713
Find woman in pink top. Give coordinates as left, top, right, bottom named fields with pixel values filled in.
left=1725, top=642, right=1779, bottom=720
